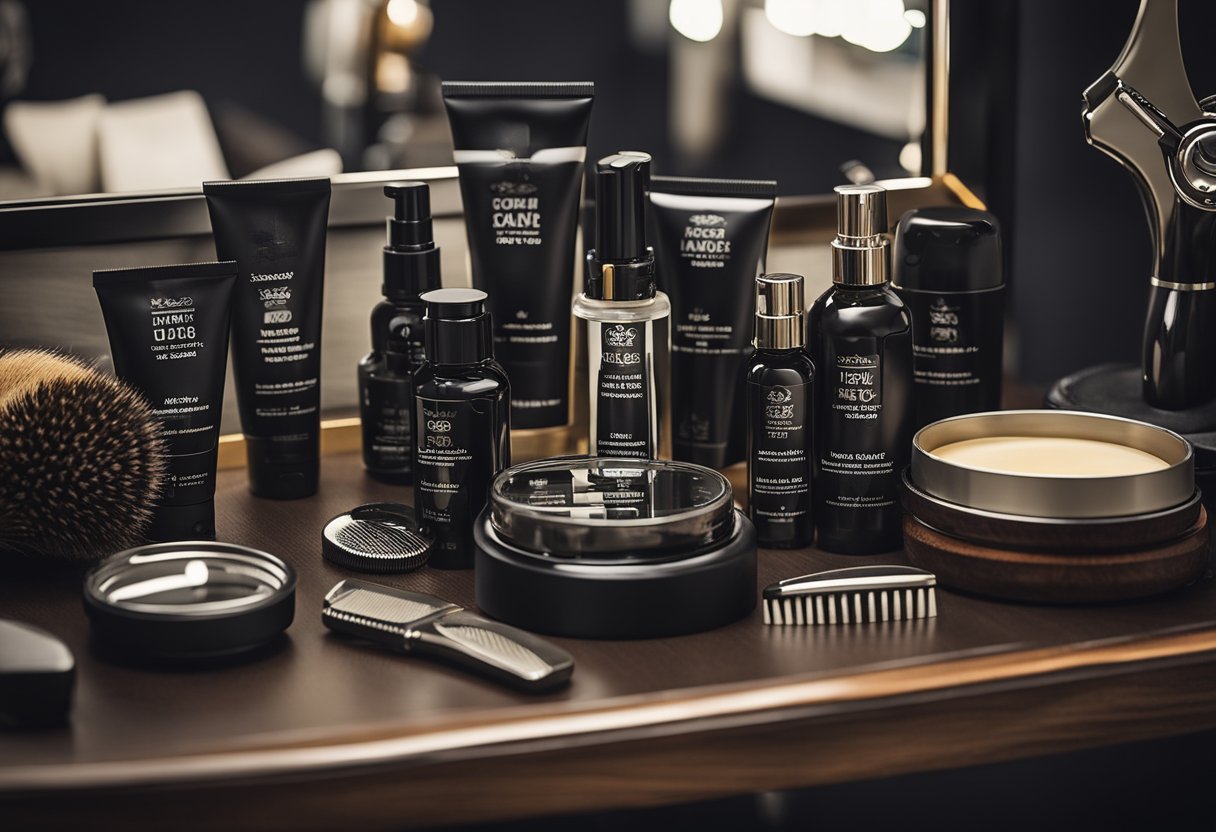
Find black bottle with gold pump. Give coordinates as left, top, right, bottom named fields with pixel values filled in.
left=809, top=185, right=913, bottom=554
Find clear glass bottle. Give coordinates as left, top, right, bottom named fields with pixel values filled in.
left=574, top=152, right=671, bottom=459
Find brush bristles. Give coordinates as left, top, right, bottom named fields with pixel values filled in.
left=0, top=351, right=166, bottom=561
left=763, top=587, right=938, bottom=625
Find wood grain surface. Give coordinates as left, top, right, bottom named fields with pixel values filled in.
left=2, top=451, right=1216, bottom=830
left=904, top=512, right=1210, bottom=603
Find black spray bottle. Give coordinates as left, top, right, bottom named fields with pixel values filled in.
left=810, top=185, right=912, bottom=554
left=574, top=152, right=671, bottom=459
left=746, top=273, right=815, bottom=548
left=412, top=288, right=511, bottom=568
left=359, top=182, right=441, bottom=482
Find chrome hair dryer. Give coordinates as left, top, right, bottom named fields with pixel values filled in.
left=1083, top=0, right=1216, bottom=409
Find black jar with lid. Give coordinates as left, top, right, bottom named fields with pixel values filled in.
left=892, top=207, right=1004, bottom=430
left=473, top=457, right=756, bottom=639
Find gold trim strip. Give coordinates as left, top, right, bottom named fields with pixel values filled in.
left=1151, top=277, right=1216, bottom=291
left=941, top=173, right=987, bottom=210
left=931, top=0, right=951, bottom=177
left=217, top=418, right=363, bottom=470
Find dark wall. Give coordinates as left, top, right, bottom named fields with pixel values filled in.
left=8, top=0, right=324, bottom=154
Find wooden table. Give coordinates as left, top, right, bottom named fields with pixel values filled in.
left=3, top=452, right=1216, bottom=830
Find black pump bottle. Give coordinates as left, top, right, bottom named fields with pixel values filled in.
left=809, top=185, right=913, bottom=555
left=747, top=273, right=815, bottom=548
left=359, top=182, right=442, bottom=482
left=412, top=288, right=511, bottom=568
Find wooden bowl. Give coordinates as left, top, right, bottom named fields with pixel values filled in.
left=903, top=510, right=1210, bottom=604
left=900, top=469, right=1203, bottom=554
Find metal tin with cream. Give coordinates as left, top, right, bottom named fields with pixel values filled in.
left=911, top=410, right=1194, bottom=518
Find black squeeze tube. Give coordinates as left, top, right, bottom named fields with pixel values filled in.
left=649, top=177, right=776, bottom=469
left=93, top=261, right=237, bottom=540
left=203, top=177, right=332, bottom=499
left=442, top=82, right=594, bottom=430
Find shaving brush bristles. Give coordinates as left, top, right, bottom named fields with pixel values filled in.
left=0, top=350, right=167, bottom=561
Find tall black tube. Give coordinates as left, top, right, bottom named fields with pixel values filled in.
left=649, top=177, right=776, bottom=469
left=442, top=82, right=593, bottom=430
left=203, top=177, right=332, bottom=499
left=93, top=261, right=237, bottom=540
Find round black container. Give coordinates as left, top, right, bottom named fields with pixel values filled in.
left=892, top=207, right=1004, bottom=430
left=474, top=457, right=756, bottom=638
left=84, top=542, right=296, bottom=660
left=1048, top=363, right=1216, bottom=555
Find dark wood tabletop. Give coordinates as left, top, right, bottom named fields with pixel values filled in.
left=3, top=449, right=1216, bottom=831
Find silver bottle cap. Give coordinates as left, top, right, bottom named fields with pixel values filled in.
left=832, top=184, right=890, bottom=286
left=754, top=273, right=805, bottom=350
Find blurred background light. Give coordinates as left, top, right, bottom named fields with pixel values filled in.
left=386, top=0, right=419, bottom=27
left=754, top=0, right=913, bottom=53
left=669, top=0, right=724, bottom=43
left=764, top=0, right=817, bottom=38
left=842, top=0, right=911, bottom=53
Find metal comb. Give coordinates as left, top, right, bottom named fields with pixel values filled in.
left=762, top=565, right=938, bottom=626
left=322, top=503, right=432, bottom=573
left=321, top=579, right=574, bottom=692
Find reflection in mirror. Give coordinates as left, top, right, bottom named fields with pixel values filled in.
left=0, top=0, right=927, bottom=200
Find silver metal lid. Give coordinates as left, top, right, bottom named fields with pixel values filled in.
left=832, top=184, right=890, bottom=286
left=753, top=273, right=805, bottom=349
left=911, top=410, right=1195, bottom=519
left=487, top=456, right=736, bottom=557
left=83, top=542, right=296, bottom=659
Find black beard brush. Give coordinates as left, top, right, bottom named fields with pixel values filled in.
left=0, top=350, right=167, bottom=561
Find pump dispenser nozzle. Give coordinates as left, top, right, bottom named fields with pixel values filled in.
left=594, top=152, right=651, bottom=260
left=382, top=181, right=441, bottom=299
left=831, top=184, right=890, bottom=287
left=585, top=152, right=656, bottom=301
left=754, top=273, right=806, bottom=350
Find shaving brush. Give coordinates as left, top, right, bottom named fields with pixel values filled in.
left=0, top=350, right=166, bottom=561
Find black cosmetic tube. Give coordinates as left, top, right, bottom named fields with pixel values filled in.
left=442, top=82, right=594, bottom=430
left=649, top=177, right=776, bottom=469
left=93, top=261, right=237, bottom=540
left=203, top=177, right=332, bottom=499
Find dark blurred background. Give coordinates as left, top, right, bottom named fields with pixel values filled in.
left=14, top=0, right=1216, bottom=387
left=0, top=0, right=927, bottom=195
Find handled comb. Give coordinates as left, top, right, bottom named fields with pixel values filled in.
left=322, top=579, right=574, bottom=692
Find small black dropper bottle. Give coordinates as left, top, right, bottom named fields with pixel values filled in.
left=746, top=273, right=815, bottom=548
left=359, top=182, right=442, bottom=483
left=412, top=288, right=511, bottom=568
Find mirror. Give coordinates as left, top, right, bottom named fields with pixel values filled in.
left=0, top=0, right=928, bottom=200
